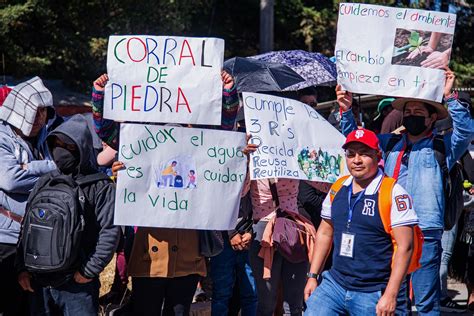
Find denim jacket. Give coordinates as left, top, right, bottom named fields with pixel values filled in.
left=341, top=98, right=473, bottom=231
left=0, top=122, right=56, bottom=244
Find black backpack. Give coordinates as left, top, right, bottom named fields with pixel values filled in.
left=385, top=134, right=464, bottom=230
left=21, top=170, right=110, bottom=273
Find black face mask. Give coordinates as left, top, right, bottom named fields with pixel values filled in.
left=52, top=147, right=79, bottom=174
left=403, top=115, right=428, bottom=136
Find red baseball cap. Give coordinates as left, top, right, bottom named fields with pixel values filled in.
left=0, top=86, right=12, bottom=106
left=342, top=128, right=379, bottom=151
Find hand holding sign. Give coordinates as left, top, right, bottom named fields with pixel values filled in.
left=443, top=67, right=455, bottom=98
left=221, top=70, right=234, bottom=90
left=336, top=84, right=353, bottom=112
left=94, top=73, right=109, bottom=92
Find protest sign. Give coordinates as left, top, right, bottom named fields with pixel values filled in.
left=114, top=124, right=247, bottom=229
left=243, top=92, right=347, bottom=183
left=104, top=36, right=224, bottom=125
left=335, top=3, right=456, bottom=102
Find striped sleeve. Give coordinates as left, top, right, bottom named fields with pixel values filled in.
left=220, top=86, right=239, bottom=131
left=91, top=87, right=120, bottom=150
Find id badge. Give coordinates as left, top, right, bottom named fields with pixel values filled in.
left=340, top=232, right=355, bottom=258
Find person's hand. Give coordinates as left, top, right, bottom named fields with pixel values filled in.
left=93, top=74, right=109, bottom=92
left=222, top=70, right=235, bottom=90
left=407, top=45, right=434, bottom=60
left=421, top=50, right=450, bottom=69
left=469, top=187, right=474, bottom=195
left=304, top=278, right=318, bottom=302
left=335, top=85, right=352, bottom=112
left=240, top=232, right=252, bottom=250
left=242, top=134, right=259, bottom=156
left=230, top=234, right=244, bottom=251
left=443, top=67, right=456, bottom=98
left=376, top=293, right=396, bottom=316
left=74, top=271, right=92, bottom=284
left=111, top=161, right=125, bottom=177
left=18, top=271, right=34, bottom=292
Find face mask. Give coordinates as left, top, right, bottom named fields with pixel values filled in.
left=52, top=147, right=79, bottom=174
left=403, top=115, right=428, bottom=136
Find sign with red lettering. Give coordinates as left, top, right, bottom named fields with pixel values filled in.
left=335, top=3, right=456, bottom=102
left=104, top=36, right=224, bottom=124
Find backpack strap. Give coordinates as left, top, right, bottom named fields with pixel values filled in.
left=377, top=176, right=397, bottom=234
left=76, top=173, right=111, bottom=187
left=377, top=175, right=423, bottom=274
left=268, top=179, right=280, bottom=209
left=383, top=134, right=403, bottom=161
left=329, top=175, right=350, bottom=203
left=433, top=135, right=450, bottom=192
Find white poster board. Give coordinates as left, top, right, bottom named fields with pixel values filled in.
left=335, top=3, right=456, bottom=102
left=114, top=124, right=247, bottom=230
left=243, top=92, right=347, bottom=183
left=104, top=36, right=224, bottom=125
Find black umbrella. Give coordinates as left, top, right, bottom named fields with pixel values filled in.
left=224, top=57, right=305, bottom=93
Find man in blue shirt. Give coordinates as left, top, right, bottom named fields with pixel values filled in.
left=336, top=68, right=473, bottom=315
left=304, top=128, right=418, bottom=316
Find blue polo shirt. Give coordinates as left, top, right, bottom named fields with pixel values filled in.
left=321, top=170, right=418, bottom=292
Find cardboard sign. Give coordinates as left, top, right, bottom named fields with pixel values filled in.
left=335, top=3, right=456, bottom=102
left=104, top=36, right=224, bottom=124
left=114, top=124, right=247, bottom=229
left=243, top=92, right=347, bottom=183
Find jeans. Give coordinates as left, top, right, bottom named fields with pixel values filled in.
left=249, top=239, right=308, bottom=316
left=210, top=238, right=258, bottom=316
left=131, top=274, right=199, bottom=316
left=30, top=278, right=100, bottom=316
left=411, top=231, right=442, bottom=315
left=440, top=224, right=458, bottom=300
left=305, top=271, right=382, bottom=316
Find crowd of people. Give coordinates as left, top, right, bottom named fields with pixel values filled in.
left=0, top=63, right=472, bottom=316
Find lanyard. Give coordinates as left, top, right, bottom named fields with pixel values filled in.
left=346, top=183, right=365, bottom=231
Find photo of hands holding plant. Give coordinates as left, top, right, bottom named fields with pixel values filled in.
left=391, top=28, right=453, bottom=69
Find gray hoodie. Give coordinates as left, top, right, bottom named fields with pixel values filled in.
left=0, top=118, right=56, bottom=245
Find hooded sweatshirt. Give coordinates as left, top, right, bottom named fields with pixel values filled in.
left=0, top=82, right=57, bottom=245
left=17, top=115, right=120, bottom=284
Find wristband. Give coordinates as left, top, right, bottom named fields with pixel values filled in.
left=307, top=272, right=320, bottom=279
left=444, top=91, right=458, bottom=103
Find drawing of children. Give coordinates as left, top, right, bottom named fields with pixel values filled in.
left=187, top=170, right=197, bottom=188
left=161, top=161, right=177, bottom=187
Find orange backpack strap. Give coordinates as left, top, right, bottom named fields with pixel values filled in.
left=329, top=175, right=350, bottom=203
left=377, top=176, right=423, bottom=274
left=378, top=176, right=396, bottom=234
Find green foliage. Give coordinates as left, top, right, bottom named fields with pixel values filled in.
left=0, top=0, right=472, bottom=92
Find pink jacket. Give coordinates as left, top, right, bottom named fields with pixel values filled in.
left=258, top=212, right=317, bottom=280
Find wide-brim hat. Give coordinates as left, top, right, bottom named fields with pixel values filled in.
left=392, top=97, right=448, bottom=120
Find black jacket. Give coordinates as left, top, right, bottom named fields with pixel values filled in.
left=17, top=115, right=120, bottom=283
